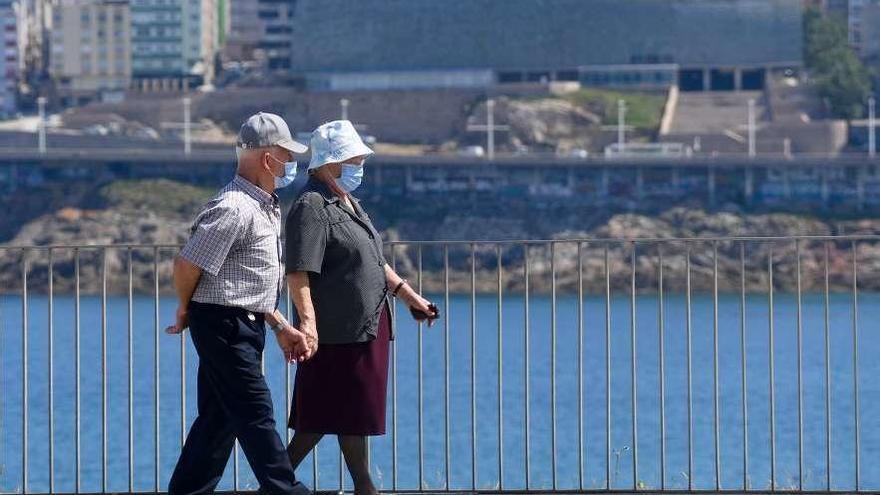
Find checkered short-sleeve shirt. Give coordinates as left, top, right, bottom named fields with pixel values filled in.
left=180, top=175, right=283, bottom=314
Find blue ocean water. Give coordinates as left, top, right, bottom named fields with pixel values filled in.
left=1, top=292, right=879, bottom=493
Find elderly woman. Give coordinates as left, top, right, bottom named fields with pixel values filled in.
left=284, top=120, right=437, bottom=495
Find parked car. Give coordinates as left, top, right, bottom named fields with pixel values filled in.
left=568, top=148, right=589, bottom=159
left=458, top=145, right=485, bottom=157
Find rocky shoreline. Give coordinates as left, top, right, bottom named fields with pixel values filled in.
left=2, top=205, right=879, bottom=295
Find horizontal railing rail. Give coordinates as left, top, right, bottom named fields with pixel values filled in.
left=0, top=236, right=877, bottom=493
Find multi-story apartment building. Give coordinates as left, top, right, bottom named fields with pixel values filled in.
left=49, top=0, right=131, bottom=104
left=223, top=0, right=258, bottom=62
left=256, top=0, right=292, bottom=70
left=0, top=0, right=20, bottom=113
left=130, top=0, right=217, bottom=90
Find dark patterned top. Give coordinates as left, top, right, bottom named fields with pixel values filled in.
left=180, top=175, right=283, bottom=314
left=284, top=178, right=391, bottom=344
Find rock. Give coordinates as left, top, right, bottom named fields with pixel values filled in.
left=465, top=96, right=602, bottom=152
left=57, top=207, right=83, bottom=222
left=0, top=209, right=190, bottom=294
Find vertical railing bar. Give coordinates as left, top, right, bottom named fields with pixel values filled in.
left=48, top=248, right=54, bottom=494
left=629, top=242, right=638, bottom=491
left=713, top=241, right=720, bottom=491
left=234, top=254, right=241, bottom=490
left=364, top=287, right=370, bottom=476
left=823, top=242, right=832, bottom=491
left=497, top=244, right=504, bottom=491
left=796, top=239, right=804, bottom=491
left=181, top=294, right=187, bottom=450
left=234, top=440, right=240, bottom=491
left=391, top=244, right=398, bottom=492
left=285, top=284, right=293, bottom=445
left=338, top=450, right=344, bottom=492
left=309, top=443, right=316, bottom=491
left=604, top=245, right=612, bottom=490
left=417, top=244, right=424, bottom=490
left=470, top=242, right=477, bottom=491
left=577, top=242, right=585, bottom=491
left=101, top=248, right=108, bottom=492
left=740, top=242, right=749, bottom=491
left=21, top=249, right=28, bottom=495
left=768, top=244, right=776, bottom=492
left=658, top=245, right=666, bottom=491
left=127, top=248, right=134, bottom=494
left=284, top=284, right=301, bottom=476
left=75, top=248, right=82, bottom=494
left=154, top=246, right=161, bottom=492
left=686, top=246, right=693, bottom=491
left=550, top=241, right=558, bottom=490
left=444, top=244, right=451, bottom=491
left=851, top=241, right=861, bottom=491
left=524, top=243, right=531, bottom=490
left=0, top=260, right=4, bottom=490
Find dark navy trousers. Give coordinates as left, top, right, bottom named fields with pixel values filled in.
left=168, top=301, right=309, bottom=495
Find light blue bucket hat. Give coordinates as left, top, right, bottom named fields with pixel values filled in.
left=307, top=120, right=374, bottom=170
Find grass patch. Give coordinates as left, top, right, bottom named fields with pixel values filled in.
left=100, top=179, right=214, bottom=218
left=561, top=88, right=667, bottom=129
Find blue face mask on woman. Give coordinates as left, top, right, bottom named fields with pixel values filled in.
left=335, top=164, right=364, bottom=193
left=268, top=154, right=298, bottom=189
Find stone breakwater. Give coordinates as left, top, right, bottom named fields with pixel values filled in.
left=2, top=206, right=878, bottom=295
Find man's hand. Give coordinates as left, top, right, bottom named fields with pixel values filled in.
left=275, top=325, right=312, bottom=363
left=165, top=305, right=189, bottom=334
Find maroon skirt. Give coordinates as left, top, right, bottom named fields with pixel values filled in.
left=288, top=306, right=391, bottom=436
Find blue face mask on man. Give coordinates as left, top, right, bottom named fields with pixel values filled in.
left=335, top=163, right=364, bottom=193
left=268, top=154, right=298, bottom=189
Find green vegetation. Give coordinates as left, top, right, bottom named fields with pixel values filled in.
left=100, top=179, right=214, bottom=218
left=804, top=7, right=873, bottom=120
left=561, top=88, right=666, bottom=130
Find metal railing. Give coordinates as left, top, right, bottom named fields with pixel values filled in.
left=0, top=236, right=877, bottom=493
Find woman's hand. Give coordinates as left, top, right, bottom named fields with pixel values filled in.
left=275, top=325, right=312, bottom=363
left=404, top=292, right=438, bottom=328
left=299, top=319, right=319, bottom=355
left=386, top=267, right=439, bottom=328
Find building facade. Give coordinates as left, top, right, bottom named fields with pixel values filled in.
left=49, top=0, right=131, bottom=105
left=817, top=0, right=880, bottom=61
left=130, top=0, right=217, bottom=89
left=222, top=0, right=294, bottom=69
left=0, top=1, right=19, bottom=113
left=256, top=0, right=293, bottom=70
left=290, top=0, right=803, bottom=92
left=850, top=0, right=880, bottom=60
left=223, top=0, right=259, bottom=61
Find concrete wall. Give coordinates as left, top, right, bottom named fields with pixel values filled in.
left=195, top=87, right=487, bottom=144
left=5, top=154, right=880, bottom=213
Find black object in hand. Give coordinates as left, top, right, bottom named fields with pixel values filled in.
left=410, top=303, right=440, bottom=322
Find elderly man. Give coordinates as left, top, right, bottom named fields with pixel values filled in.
left=165, top=112, right=312, bottom=495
